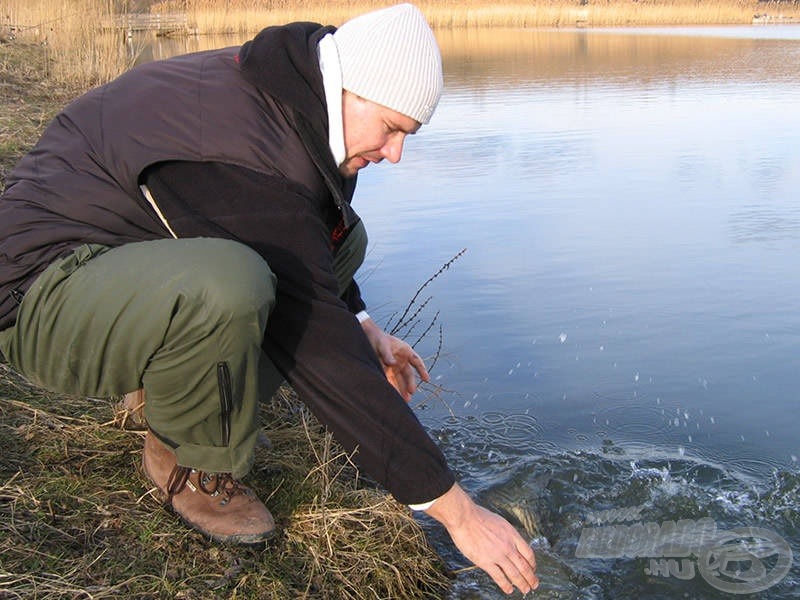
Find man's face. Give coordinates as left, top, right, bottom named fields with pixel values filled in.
left=339, top=91, right=421, bottom=178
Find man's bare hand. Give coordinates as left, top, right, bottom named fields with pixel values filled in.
left=360, top=317, right=430, bottom=401
left=425, top=483, right=539, bottom=595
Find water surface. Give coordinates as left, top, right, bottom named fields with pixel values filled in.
left=354, top=26, right=800, bottom=599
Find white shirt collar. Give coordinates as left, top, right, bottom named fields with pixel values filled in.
left=317, top=33, right=346, bottom=168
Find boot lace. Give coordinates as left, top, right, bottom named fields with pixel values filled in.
left=165, top=466, right=253, bottom=506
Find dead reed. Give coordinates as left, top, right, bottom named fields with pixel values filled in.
left=154, top=0, right=800, bottom=32
left=4, top=0, right=798, bottom=86
left=2, top=0, right=139, bottom=86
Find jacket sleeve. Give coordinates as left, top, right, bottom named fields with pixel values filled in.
left=144, top=161, right=455, bottom=505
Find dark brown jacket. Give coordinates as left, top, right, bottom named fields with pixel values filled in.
left=0, top=23, right=455, bottom=504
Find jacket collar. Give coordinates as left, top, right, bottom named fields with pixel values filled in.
left=238, top=23, right=358, bottom=225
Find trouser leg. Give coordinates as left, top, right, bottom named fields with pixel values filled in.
left=333, top=219, right=368, bottom=295
left=0, top=222, right=367, bottom=476
left=0, top=238, right=275, bottom=478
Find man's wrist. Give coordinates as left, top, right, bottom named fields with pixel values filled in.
left=408, top=497, right=439, bottom=511
left=422, top=483, right=473, bottom=528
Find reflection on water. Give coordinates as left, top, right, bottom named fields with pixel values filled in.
left=136, top=26, right=800, bottom=598
left=436, top=26, right=800, bottom=87
left=134, top=25, right=800, bottom=85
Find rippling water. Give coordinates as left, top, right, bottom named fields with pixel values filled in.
left=143, top=25, right=800, bottom=598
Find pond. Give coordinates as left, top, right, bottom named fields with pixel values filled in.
left=142, top=25, right=800, bottom=598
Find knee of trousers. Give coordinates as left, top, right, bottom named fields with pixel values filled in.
left=175, top=239, right=277, bottom=332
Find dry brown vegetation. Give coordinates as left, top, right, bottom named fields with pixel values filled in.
left=4, top=0, right=798, bottom=85
left=161, top=0, right=800, bottom=32
left=2, top=0, right=138, bottom=86
left=0, top=43, right=85, bottom=182
left=0, top=360, right=451, bottom=599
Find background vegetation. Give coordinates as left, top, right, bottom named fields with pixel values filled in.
left=169, top=0, right=800, bottom=33
left=3, top=0, right=799, bottom=84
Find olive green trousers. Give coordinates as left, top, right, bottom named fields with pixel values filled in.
left=0, top=225, right=366, bottom=478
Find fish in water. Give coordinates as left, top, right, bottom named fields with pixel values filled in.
left=475, top=469, right=599, bottom=597
left=478, top=468, right=551, bottom=539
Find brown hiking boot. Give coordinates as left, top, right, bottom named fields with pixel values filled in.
left=142, top=430, right=275, bottom=544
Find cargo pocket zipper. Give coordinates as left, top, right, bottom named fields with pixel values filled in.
left=217, top=362, right=233, bottom=447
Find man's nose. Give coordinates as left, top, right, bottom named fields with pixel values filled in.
left=381, top=133, right=406, bottom=164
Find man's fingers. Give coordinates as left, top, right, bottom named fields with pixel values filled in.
left=403, top=365, right=417, bottom=394
left=509, top=549, right=539, bottom=592
left=480, top=537, right=538, bottom=595
left=409, top=353, right=430, bottom=381
left=518, top=539, right=537, bottom=563
left=484, top=563, right=515, bottom=596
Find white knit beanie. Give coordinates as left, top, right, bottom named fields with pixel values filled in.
left=333, top=3, right=443, bottom=124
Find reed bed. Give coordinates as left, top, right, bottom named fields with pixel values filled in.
left=2, top=0, right=139, bottom=86
left=158, top=0, right=800, bottom=33
left=4, top=0, right=799, bottom=85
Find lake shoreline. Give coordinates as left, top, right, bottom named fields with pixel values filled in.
left=4, top=0, right=800, bottom=84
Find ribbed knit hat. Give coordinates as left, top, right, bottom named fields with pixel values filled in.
left=333, top=3, right=443, bottom=124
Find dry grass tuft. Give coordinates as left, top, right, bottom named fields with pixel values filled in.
left=0, top=365, right=451, bottom=599
left=0, top=42, right=85, bottom=182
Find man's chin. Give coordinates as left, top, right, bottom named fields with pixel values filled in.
left=339, top=156, right=372, bottom=177
left=339, top=163, right=365, bottom=178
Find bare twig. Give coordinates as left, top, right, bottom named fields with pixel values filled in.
left=387, top=248, right=466, bottom=337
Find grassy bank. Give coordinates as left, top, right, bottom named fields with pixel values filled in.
left=0, top=366, right=450, bottom=599
left=0, top=41, right=449, bottom=597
